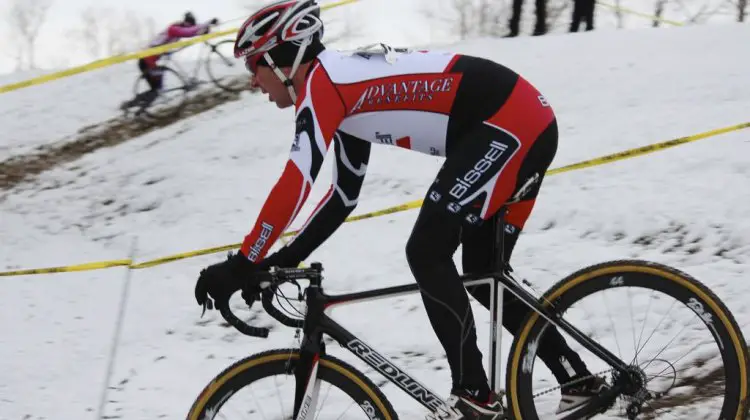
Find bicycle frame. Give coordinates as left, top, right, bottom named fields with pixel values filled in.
left=287, top=215, right=633, bottom=418
left=158, top=41, right=225, bottom=88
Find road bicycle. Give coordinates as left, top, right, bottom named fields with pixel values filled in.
left=186, top=212, right=749, bottom=419
left=119, top=38, right=249, bottom=121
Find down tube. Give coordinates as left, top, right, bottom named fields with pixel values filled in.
left=500, top=274, right=631, bottom=373
left=321, top=315, right=447, bottom=413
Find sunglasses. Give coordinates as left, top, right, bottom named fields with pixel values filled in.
left=247, top=52, right=278, bottom=75
left=244, top=54, right=260, bottom=74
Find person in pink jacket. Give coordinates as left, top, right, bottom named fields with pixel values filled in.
left=138, top=12, right=219, bottom=92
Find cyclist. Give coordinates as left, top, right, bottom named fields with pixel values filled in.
left=133, top=12, right=219, bottom=102
left=194, top=0, right=607, bottom=417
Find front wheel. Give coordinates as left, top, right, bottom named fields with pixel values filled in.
left=205, top=39, right=249, bottom=93
left=506, top=260, right=749, bottom=419
left=187, top=348, right=398, bottom=420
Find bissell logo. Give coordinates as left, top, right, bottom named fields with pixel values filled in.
left=449, top=140, right=511, bottom=200
left=350, top=76, right=456, bottom=113
left=248, top=222, right=274, bottom=262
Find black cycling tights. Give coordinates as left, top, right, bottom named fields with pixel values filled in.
left=405, top=121, right=589, bottom=395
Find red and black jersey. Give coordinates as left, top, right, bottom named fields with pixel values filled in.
left=240, top=45, right=544, bottom=263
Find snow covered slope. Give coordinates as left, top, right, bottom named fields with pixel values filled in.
left=1, top=23, right=749, bottom=419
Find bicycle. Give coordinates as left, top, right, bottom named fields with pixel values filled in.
left=119, top=38, right=248, bottom=121
left=187, top=210, right=749, bottom=419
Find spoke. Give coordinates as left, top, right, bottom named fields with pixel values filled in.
left=632, top=299, right=679, bottom=365
left=639, top=312, right=697, bottom=373
left=247, top=380, right=270, bottom=419
left=647, top=338, right=714, bottom=380
left=602, top=289, right=624, bottom=360
left=633, top=289, right=657, bottom=366
left=314, top=382, right=334, bottom=420
left=274, top=375, right=286, bottom=420
left=333, top=398, right=360, bottom=420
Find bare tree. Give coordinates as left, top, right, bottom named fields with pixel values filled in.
left=613, top=0, right=626, bottom=28
left=71, top=7, right=104, bottom=59
left=421, top=0, right=510, bottom=41
left=109, top=10, right=157, bottom=55
left=324, top=19, right=357, bottom=48
left=652, top=0, right=669, bottom=27
left=670, top=0, right=730, bottom=24
left=545, top=0, right=573, bottom=32
left=0, top=33, right=25, bottom=71
left=323, top=5, right=364, bottom=49
left=716, top=0, right=748, bottom=21
left=6, top=0, right=54, bottom=70
left=737, top=0, right=748, bottom=21
left=68, top=7, right=157, bottom=60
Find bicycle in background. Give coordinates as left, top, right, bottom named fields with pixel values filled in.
left=119, top=39, right=249, bottom=121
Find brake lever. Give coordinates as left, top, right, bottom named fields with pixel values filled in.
left=200, top=298, right=214, bottom=318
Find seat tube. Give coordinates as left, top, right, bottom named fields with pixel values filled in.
left=488, top=207, right=507, bottom=393
left=492, top=276, right=504, bottom=393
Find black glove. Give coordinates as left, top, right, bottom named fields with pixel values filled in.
left=195, top=251, right=258, bottom=310
left=257, top=245, right=304, bottom=270
left=210, top=17, right=219, bottom=25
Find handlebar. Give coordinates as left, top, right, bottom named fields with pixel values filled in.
left=218, top=263, right=323, bottom=338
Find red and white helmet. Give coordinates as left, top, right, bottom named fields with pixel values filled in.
left=234, top=0, right=323, bottom=102
left=234, top=0, right=323, bottom=60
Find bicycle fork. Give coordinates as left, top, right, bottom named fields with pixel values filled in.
left=293, top=347, right=323, bottom=420
left=292, top=286, right=326, bottom=420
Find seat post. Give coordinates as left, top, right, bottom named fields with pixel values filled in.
left=488, top=205, right=508, bottom=393
left=491, top=206, right=508, bottom=273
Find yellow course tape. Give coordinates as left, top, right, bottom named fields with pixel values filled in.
left=595, top=1, right=684, bottom=26
left=0, top=259, right=132, bottom=277
left=354, top=121, right=750, bottom=223
left=0, top=0, right=360, bottom=95
left=546, top=121, right=750, bottom=175
left=2, top=121, right=747, bottom=277
left=0, top=29, right=236, bottom=95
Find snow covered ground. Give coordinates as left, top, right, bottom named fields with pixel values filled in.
left=0, top=64, right=140, bottom=158
left=1, top=23, right=749, bottom=419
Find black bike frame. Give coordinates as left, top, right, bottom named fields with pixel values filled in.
left=286, top=213, right=632, bottom=417
left=160, top=41, right=231, bottom=89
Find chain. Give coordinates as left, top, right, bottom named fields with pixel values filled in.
left=531, top=368, right=614, bottom=399
left=424, top=405, right=463, bottom=420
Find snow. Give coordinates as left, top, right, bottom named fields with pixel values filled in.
left=0, top=64, right=139, bottom=158
left=2, top=22, right=750, bottom=419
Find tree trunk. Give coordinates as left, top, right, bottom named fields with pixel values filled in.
left=614, top=0, right=625, bottom=28
left=738, top=0, right=747, bottom=21
left=653, top=0, right=666, bottom=27
left=28, top=39, right=35, bottom=69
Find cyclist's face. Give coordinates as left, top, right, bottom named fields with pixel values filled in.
left=253, top=66, right=294, bottom=109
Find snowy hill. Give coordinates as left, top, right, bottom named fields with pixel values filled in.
left=1, top=23, right=749, bottom=419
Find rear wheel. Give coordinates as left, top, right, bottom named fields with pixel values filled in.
left=130, top=65, right=188, bottom=121
left=506, top=260, right=749, bottom=419
left=187, top=348, right=399, bottom=419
